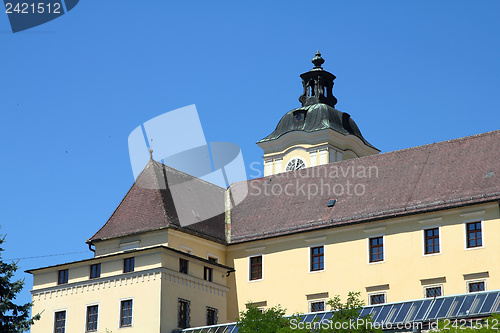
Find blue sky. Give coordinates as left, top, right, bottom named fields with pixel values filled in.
left=1, top=0, right=500, bottom=322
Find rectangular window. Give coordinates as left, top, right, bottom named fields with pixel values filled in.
left=120, top=300, right=133, bottom=327
left=179, top=258, right=189, bottom=274
left=58, top=269, right=68, bottom=285
left=310, top=301, right=325, bottom=312
left=424, top=228, right=440, bottom=254
left=86, top=305, right=98, bottom=332
left=208, top=256, right=218, bottom=263
left=468, top=281, right=486, bottom=292
left=310, top=246, right=324, bottom=271
left=425, top=286, right=442, bottom=298
left=178, top=299, right=190, bottom=329
left=249, top=255, right=262, bottom=281
left=369, top=237, right=384, bottom=263
left=90, top=264, right=101, bottom=279
left=206, top=307, right=218, bottom=326
left=123, top=257, right=134, bottom=273
left=54, top=311, right=66, bottom=333
left=467, top=222, right=482, bottom=248
left=204, top=267, right=213, bottom=282
left=370, top=293, right=386, bottom=305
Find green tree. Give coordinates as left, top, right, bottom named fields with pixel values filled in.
left=324, top=291, right=382, bottom=333
left=0, top=233, right=40, bottom=332
left=237, top=305, right=291, bottom=333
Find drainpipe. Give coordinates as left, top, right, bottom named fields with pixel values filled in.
left=86, top=239, right=96, bottom=254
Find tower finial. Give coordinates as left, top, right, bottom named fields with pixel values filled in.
left=311, top=50, right=325, bottom=69
left=299, top=51, right=337, bottom=107
left=149, top=139, right=154, bottom=160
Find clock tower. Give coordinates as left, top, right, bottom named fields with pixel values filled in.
left=257, top=51, right=380, bottom=176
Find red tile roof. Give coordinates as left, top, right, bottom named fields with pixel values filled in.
left=229, top=130, right=500, bottom=243
left=89, top=160, right=226, bottom=243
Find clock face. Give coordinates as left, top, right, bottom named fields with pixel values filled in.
left=286, top=158, right=306, bottom=171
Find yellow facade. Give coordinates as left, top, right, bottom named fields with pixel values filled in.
left=30, top=239, right=231, bottom=333
left=260, top=129, right=379, bottom=176
left=226, top=203, right=500, bottom=320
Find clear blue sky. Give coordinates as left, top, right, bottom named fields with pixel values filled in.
left=1, top=0, right=499, bottom=322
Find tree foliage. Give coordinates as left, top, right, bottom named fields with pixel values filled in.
left=325, top=291, right=381, bottom=333
left=237, top=305, right=293, bottom=333
left=0, top=233, right=40, bottom=332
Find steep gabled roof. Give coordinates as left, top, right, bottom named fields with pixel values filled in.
left=230, top=130, right=500, bottom=243
left=89, top=160, right=226, bottom=243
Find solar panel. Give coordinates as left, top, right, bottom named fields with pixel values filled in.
left=492, top=295, right=500, bottom=313
left=406, top=301, right=424, bottom=322
left=470, top=293, right=488, bottom=315
left=448, top=296, right=466, bottom=317
left=386, top=303, right=403, bottom=324
left=316, top=311, right=331, bottom=322
left=374, top=304, right=393, bottom=323
left=414, top=299, right=433, bottom=321
left=479, top=292, right=499, bottom=314
left=322, top=311, right=333, bottom=320
left=302, top=314, right=316, bottom=322
left=436, top=297, right=455, bottom=319
left=370, top=306, right=383, bottom=322
left=359, top=306, right=373, bottom=318
left=426, top=298, right=445, bottom=320
left=393, top=302, right=413, bottom=323
left=457, top=295, right=477, bottom=317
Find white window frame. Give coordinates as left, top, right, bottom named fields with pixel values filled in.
left=85, top=302, right=100, bottom=333
left=368, top=292, right=387, bottom=305
left=309, top=299, right=326, bottom=312
left=118, top=298, right=134, bottom=328
left=53, top=308, right=67, bottom=333
left=309, top=244, right=325, bottom=273
left=206, top=253, right=219, bottom=263
left=422, top=225, right=442, bottom=257
left=180, top=245, right=193, bottom=254
left=367, top=234, right=385, bottom=265
left=467, top=279, right=487, bottom=293
left=248, top=254, right=263, bottom=282
left=463, top=220, right=485, bottom=251
left=424, top=284, right=444, bottom=298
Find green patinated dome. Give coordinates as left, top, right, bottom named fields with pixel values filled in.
left=257, top=103, right=376, bottom=149
left=258, top=51, right=377, bottom=150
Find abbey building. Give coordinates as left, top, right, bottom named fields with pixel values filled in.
left=28, top=52, right=500, bottom=333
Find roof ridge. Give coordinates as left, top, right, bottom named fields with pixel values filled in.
left=149, top=161, right=173, bottom=228
left=151, top=159, right=226, bottom=191
left=375, top=129, right=500, bottom=158
left=240, top=129, right=500, bottom=185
